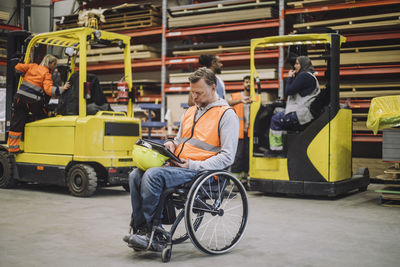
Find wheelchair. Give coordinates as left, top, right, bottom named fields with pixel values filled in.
left=128, top=169, right=249, bottom=262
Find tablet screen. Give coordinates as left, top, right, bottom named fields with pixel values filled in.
left=143, top=139, right=183, bottom=164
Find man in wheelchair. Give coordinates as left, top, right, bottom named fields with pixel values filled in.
left=124, top=67, right=239, bottom=251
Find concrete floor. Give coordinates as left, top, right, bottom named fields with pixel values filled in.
left=1, top=183, right=399, bottom=267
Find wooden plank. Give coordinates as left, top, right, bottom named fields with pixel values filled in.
left=169, top=0, right=263, bottom=12
left=310, top=44, right=400, bottom=54
left=340, top=90, right=400, bottom=98
left=311, top=50, right=400, bottom=66
left=294, top=12, right=400, bottom=28
left=352, top=113, right=368, bottom=118
left=331, top=20, right=400, bottom=31
left=171, top=1, right=276, bottom=16
left=340, top=82, right=400, bottom=89
left=168, top=7, right=274, bottom=28
left=172, top=46, right=250, bottom=56
left=169, top=68, right=276, bottom=83
left=87, top=44, right=157, bottom=56
left=287, top=0, right=331, bottom=7
left=0, top=11, right=10, bottom=21
left=353, top=121, right=370, bottom=131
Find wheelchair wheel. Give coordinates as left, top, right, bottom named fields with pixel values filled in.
left=170, top=208, right=203, bottom=245
left=184, top=171, right=248, bottom=255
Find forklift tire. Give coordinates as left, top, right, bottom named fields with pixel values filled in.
left=0, top=151, right=17, bottom=188
left=67, top=164, right=97, bottom=197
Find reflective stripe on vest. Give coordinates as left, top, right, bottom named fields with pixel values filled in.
left=175, top=105, right=230, bottom=161
left=22, top=80, right=42, bottom=93
left=232, top=92, right=244, bottom=139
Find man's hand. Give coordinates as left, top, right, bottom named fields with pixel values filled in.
left=241, top=96, right=252, bottom=104
left=164, top=140, right=176, bottom=153
left=172, top=158, right=189, bottom=169
left=62, top=82, right=71, bottom=91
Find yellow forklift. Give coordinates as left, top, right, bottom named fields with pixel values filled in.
left=249, top=33, right=369, bottom=196
left=0, top=28, right=141, bottom=197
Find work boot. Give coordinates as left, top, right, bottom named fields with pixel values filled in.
left=128, top=231, right=166, bottom=252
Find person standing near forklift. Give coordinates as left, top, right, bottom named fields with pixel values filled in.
left=198, top=54, right=225, bottom=99
left=7, top=54, right=70, bottom=154
left=269, top=56, right=320, bottom=151
left=228, top=75, right=253, bottom=188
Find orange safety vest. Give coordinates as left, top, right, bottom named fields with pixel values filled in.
left=175, top=105, right=230, bottom=161
left=231, top=92, right=251, bottom=139
left=15, top=63, right=55, bottom=99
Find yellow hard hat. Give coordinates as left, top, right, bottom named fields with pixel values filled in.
left=132, top=142, right=169, bottom=171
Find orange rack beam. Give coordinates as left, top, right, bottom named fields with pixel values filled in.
left=119, top=27, right=163, bottom=37
left=166, top=19, right=279, bottom=37
left=285, top=0, right=399, bottom=15
left=341, top=100, right=371, bottom=109
left=0, top=23, right=22, bottom=31
left=165, top=80, right=279, bottom=93
left=352, top=134, right=382, bottom=142
left=345, top=31, right=400, bottom=42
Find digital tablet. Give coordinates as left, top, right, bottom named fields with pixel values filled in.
left=142, top=139, right=183, bottom=164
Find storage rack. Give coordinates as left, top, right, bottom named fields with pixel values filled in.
left=54, top=0, right=400, bottom=156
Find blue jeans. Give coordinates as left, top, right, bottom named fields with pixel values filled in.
left=129, top=166, right=199, bottom=229
left=270, top=111, right=299, bottom=131
left=269, top=111, right=299, bottom=150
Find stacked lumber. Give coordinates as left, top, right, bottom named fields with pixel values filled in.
left=58, top=44, right=159, bottom=64
left=169, top=69, right=276, bottom=84
left=294, top=12, right=400, bottom=32
left=287, top=0, right=351, bottom=9
left=309, top=45, right=400, bottom=66
left=0, top=11, right=9, bottom=22
left=168, top=0, right=276, bottom=28
left=55, top=4, right=160, bottom=32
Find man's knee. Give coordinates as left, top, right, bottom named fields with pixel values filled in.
left=141, top=168, right=164, bottom=195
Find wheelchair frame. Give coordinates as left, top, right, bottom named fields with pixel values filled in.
left=129, top=170, right=249, bottom=262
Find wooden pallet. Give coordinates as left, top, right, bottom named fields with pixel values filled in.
left=55, top=5, right=161, bottom=31
left=376, top=185, right=400, bottom=207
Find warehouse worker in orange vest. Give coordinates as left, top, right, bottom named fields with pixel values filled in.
left=228, top=75, right=252, bottom=189
left=8, top=54, right=70, bottom=154
left=125, top=67, right=239, bottom=251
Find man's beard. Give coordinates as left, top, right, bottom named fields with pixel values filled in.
left=215, top=68, right=221, bottom=74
